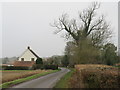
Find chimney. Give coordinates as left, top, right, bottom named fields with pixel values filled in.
left=27, top=46, right=30, bottom=49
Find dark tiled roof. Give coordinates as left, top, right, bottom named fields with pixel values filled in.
left=29, top=49, right=40, bottom=58
left=28, top=47, right=40, bottom=58
left=13, top=61, right=35, bottom=67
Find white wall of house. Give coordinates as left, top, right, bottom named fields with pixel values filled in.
left=18, top=49, right=37, bottom=61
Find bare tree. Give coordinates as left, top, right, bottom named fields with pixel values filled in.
left=52, top=2, right=112, bottom=46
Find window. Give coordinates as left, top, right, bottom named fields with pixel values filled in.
left=21, top=58, right=24, bottom=61
left=31, top=58, right=34, bottom=61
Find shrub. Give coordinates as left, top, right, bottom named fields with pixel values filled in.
left=44, top=64, right=58, bottom=70
left=36, top=58, right=43, bottom=64
left=32, top=64, right=58, bottom=70
left=69, top=64, right=120, bottom=88
left=32, top=64, right=44, bottom=70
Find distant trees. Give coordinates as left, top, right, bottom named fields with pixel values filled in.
left=43, top=55, right=70, bottom=67
left=1, top=57, right=17, bottom=64
left=101, top=43, right=118, bottom=65
left=61, top=55, right=69, bottom=67
left=2, top=57, right=9, bottom=64
left=44, top=55, right=62, bottom=65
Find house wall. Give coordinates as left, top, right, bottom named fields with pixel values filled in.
left=18, top=49, right=37, bottom=61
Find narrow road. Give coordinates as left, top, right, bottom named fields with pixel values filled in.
left=10, top=68, right=70, bottom=88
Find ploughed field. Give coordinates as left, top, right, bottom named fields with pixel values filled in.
left=1, top=70, right=52, bottom=84
left=69, top=64, right=120, bottom=88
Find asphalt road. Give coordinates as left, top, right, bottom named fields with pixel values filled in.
left=10, top=68, right=70, bottom=88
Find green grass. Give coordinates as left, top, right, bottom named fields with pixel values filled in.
left=0, top=69, right=60, bottom=88
left=54, top=68, right=75, bottom=88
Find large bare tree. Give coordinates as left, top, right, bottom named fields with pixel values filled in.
left=52, top=2, right=112, bottom=46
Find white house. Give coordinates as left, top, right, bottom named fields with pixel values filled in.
left=18, top=46, right=40, bottom=62
left=13, top=46, right=40, bottom=67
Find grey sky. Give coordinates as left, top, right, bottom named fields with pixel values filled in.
left=1, top=2, right=118, bottom=58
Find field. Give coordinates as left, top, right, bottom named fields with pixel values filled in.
left=69, top=64, right=120, bottom=88
left=1, top=70, right=52, bottom=84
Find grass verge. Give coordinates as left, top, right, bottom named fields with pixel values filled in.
left=0, top=69, right=60, bottom=88
left=54, top=68, right=75, bottom=88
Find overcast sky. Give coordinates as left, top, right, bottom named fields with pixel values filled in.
left=1, top=2, right=118, bottom=58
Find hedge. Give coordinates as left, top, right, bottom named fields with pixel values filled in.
left=32, top=64, right=58, bottom=70
left=2, top=66, right=29, bottom=70
left=2, top=65, right=58, bottom=70
left=44, top=64, right=58, bottom=70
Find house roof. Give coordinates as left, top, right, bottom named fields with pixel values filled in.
left=28, top=47, right=40, bottom=58
left=13, top=61, right=35, bottom=67
left=19, top=46, right=40, bottom=59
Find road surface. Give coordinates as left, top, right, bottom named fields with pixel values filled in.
left=10, top=68, right=70, bottom=88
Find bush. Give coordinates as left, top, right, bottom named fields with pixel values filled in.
left=3, top=66, right=29, bottom=70
left=44, top=64, right=58, bottom=70
left=32, top=64, right=58, bottom=70
left=36, top=58, right=43, bottom=64
left=69, top=64, right=120, bottom=88
left=32, top=64, right=44, bottom=70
